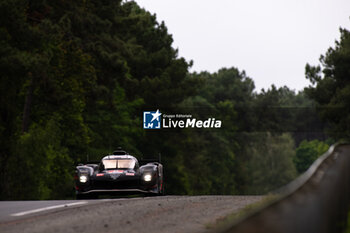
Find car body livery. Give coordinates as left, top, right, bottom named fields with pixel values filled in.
left=75, top=149, right=164, bottom=199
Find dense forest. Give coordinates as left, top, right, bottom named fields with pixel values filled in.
left=0, top=0, right=349, bottom=200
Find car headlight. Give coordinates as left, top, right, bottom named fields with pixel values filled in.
left=79, top=175, right=88, bottom=183
left=143, top=174, right=152, bottom=182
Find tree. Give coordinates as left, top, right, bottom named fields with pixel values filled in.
left=244, top=133, right=297, bottom=194
left=293, top=140, right=329, bottom=174
left=0, top=0, right=198, bottom=199
left=305, top=26, right=350, bottom=140
left=253, top=86, right=326, bottom=145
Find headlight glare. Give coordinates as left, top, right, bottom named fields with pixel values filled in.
left=143, top=174, right=152, bottom=182
left=79, top=175, right=88, bottom=183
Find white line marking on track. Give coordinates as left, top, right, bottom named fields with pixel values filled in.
left=10, top=201, right=88, bottom=217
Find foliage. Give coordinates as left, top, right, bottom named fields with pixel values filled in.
left=5, top=118, right=73, bottom=200
left=252, top=85, right=326, bottom=145
left=0, top=0, right=195, bottom=199
left=305, top=27, right=350, bottom=140
left=293, top=140, right=329, bottom=174
left=244, top=133, right=297, bottom=194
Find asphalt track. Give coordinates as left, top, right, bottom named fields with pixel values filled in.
left=0, top=195, right=262, bottom=233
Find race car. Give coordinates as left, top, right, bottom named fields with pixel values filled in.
left=74, top=148, right=164, bottom=199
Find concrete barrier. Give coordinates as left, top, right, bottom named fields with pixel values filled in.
left=220, top=143, right=350, bottom=233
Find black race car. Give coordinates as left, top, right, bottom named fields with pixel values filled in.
left=74, top=149, right=164, bottom=199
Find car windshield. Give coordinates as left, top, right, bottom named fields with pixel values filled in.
left=102, top=159, right=135, bottom=169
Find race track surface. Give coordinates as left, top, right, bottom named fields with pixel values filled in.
left=0, top=195, right=262, bottom=233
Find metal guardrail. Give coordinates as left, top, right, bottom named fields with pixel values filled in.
left=219, top=143, right=350, bottom=233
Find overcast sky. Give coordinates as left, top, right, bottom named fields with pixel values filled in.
left=134, top=0, right=350, bottom=92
